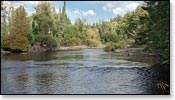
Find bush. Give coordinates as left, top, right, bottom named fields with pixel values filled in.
left=104, top=45, right=115, bottom=52
left=85, top=39, right=98, bottom=47
left=35, top=34, right=57, bottom=47
left=104, top=42, right=122, bottom=52
left=48, top=36, right=57, bottom=47
left=2, top=34, right=30, bottom=52
left=27, top=32, right=35, bottom=44
left=104, top=42, right=115, bottom=52
left=111, top=42, right=121, bottom=49
left=61, top=35, right=80, bottom=46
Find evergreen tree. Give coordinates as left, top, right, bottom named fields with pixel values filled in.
left=136, top=1, right=169, bottom=63
left=9, top=6, right=29, bottom=36
left=32, top=2, right=57, bottom=35
left=2, top=6, right=30, bottom=52
left=58, top=1, right=71, bottom=37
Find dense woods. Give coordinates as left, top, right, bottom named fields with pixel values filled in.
left=1, top=1, right=169, bottom=64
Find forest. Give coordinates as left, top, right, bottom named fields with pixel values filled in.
left=1, top=1, right=169, bottom=64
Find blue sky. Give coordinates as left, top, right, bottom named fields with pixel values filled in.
left=6, top=1, right=144, bottom=24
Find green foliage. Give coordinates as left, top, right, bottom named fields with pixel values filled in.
left=35, top=34, right=57, bottom=47
left=83, top=27, right=101, bottom=47
left=1, top=1, right=169, bottom=64
left=32, top=2, right=58, bottom=35
left=136, top=1, right=169, bottom=63
left=2, top=6, right=30, bottom=52
left=1, top=23, right=8, bottom=36
left=2, top=34, right=30, bottom=52
left=85, top=39, right=98, bottom=47
left=104, top=42, right=121, bottom=52
left=27, top=32, right=35, bottom=44
left=97, top=7, right=145, bottom=47
left=9, top=6, right=29, bottom=36
left=1, top=1, right=9, bottom=36
left=104, top=45, right=115, bottom=52
left=60, top=25, right=80, bottom=46
left=30, top=1, right=72, bottom=48
left=27, top=19, right=35, bottom=44
left=107, top=31, right=119, bottom=43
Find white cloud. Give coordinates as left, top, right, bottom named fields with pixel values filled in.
left=83, top=10, right=96, bottom=16
left=124, top=3, right=139, bottom=12
left=102, top=3, right=115, bottom=11
left=19, top=1, right=40, bottom=6
left=104, top=19, right=110, bottom=22
left=14, top=2, right=24, bottom=9
left=55, top=8, right=69, bottom=14
left=113, top=8, right=125, bottom=15
left=102, top=2, right=141, bottom=15
left=27, top=10, right=35, bottom=16
left=3, top=1, right=24, bottom=9
left=56, top=8, right=63, bottom=14
left=73, top=10, right=80, bottom=15
left=56, top=8, right=60, bottom=14
left=2, top=1, right=11, bottom=6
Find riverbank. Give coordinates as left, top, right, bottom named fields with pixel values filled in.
left=1, top=44, right=160, bottom=60
left=1, top=45, right=156, bottom=57
left=29, top=45, right=105, bottom=52
left=114, top=47, right=159, bottom=57
left=1, top=45, right=105, bottom=54
left=56, top=45, right=105, bottom=51
left=1, top=49, right=11, bottom=54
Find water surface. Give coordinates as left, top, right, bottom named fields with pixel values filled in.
left=1, top=49, right=165, bottom=94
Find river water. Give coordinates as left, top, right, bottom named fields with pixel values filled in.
left=1, top=49, right=167, bottom=94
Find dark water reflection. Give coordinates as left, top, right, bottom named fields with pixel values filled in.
left=1, top=49, right=168, bottom=94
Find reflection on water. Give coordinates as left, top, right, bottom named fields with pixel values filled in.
left=1, top=49, right=167, bottom=94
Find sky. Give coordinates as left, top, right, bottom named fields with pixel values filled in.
left=4, top=1, right=144, bottom=24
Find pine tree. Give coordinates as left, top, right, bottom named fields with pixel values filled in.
left=9, top=6, right=29, bottom=36
left=2, top=6, right=30, bottom=52
left=137, top=1, right=169, bottom=63
left=31, top=2, right=58, bottom=47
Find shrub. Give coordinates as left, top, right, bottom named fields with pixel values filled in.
left=85, top=39, right=98, bottom=47
left=2, top=34, right=30, bottom=52
left=27, top=32, right=35, bottom=44
left=47, top=36, right=57, bottom=47
left=104, top=42, right=115, bottom=52
left=35, top=34, right=57, bottom=47
left=104, top=42, right=122, bottom=52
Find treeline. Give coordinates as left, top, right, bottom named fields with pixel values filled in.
left=1, top=1, right=102, bottom=52
left=95, top=5, right=148, bottom=51
left=1, top=1, right=169, bottom=64
left=135, top=1, right=169, bottom=64
left=93, top=1, right=169, bottom=63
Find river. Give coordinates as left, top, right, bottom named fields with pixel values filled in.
left=1, top=49, right=168, bottom=94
